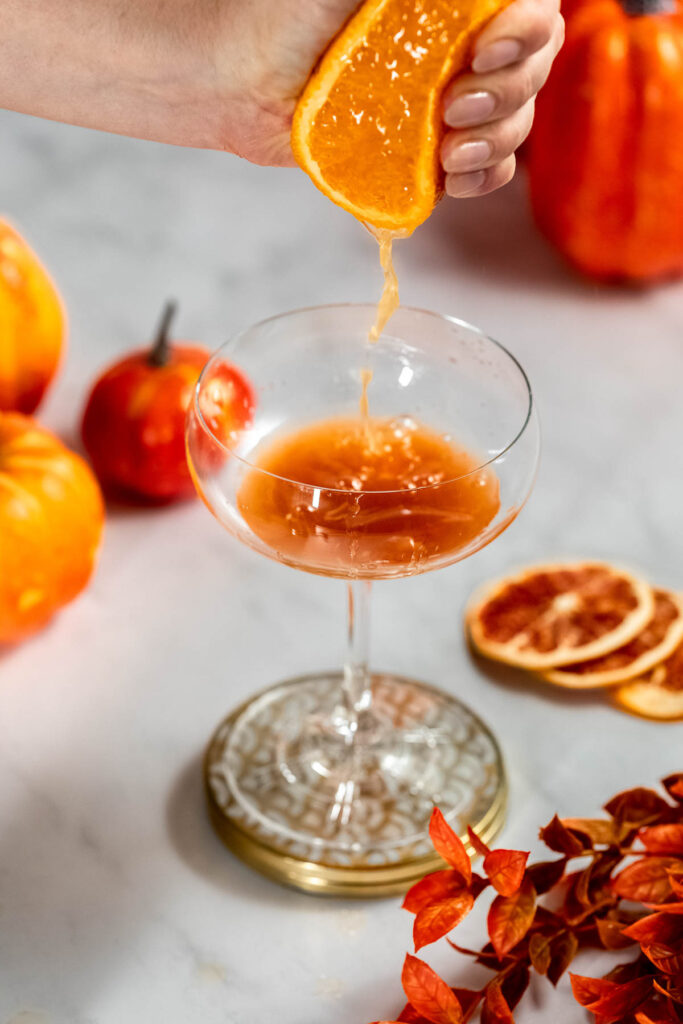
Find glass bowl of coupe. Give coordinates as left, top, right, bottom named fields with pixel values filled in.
left=186, top=304, right=539, bottom=896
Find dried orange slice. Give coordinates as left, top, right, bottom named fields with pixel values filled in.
left=615, top=640, right=683, bottom=721
left=543, top=589, right=683, bottom=688
left=292, top=0, right=511, bottom=235
left=466, top=563, right=654, bottom=671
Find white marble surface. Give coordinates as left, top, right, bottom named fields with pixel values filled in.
left=0, top=109, right=682, bottom=1024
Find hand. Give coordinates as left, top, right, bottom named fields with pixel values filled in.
left=0, top=0, right=563, bottom=195
left=221, top=0, right=564, bottom=195
left=440, top=0, right=565, bottom=197
left=215, top=0, right=361, bottom=165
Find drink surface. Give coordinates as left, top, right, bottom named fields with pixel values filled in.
left=237, top=415, right=502, bottom=579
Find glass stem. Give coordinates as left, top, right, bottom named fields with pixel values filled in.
left=342, top=580, right=373, bottom=741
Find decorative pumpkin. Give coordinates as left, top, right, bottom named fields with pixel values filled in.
left=0, top=220, right=65, bottom=412
left=81, top=303, right=254, bottom=503
left=527, top=0, right=683, bottom=282
left=0, top=413, right=104, bottom=645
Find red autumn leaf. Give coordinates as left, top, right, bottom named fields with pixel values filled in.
left=481, top=980, right=514, bottom=1024
left=429, top=809, right=472, bottom=885
left=526, top=857, right=567, bottom=894
left=401, top=955, right=463, bottom=1024
left=570, top=974, right=652, bottom=1017
left=539, top=814, right=586, bottom=856
left=640, top=824, right=683, bottom=855
left=595, top=917, right=637, bottom=950
left=500, top=962, right=530, bottom=1011
left=528, top=933, right=552, bottom=974
left=563, top=867, right=617, bottom=926
left=653, top=977, right=683, bottom=1005
left=670, top=873, right=683, bottom=898
left=398, top=1005, right=434, bottom=1024
left=451, top=989, right=482, bottom=1022
left=403, top=871, right=470, bottom=914
left=635, top=998, right=680, bottom=1024
left=642, top=942, right=683, bottom=975
left=483, top=850, right=529, bottom=897
left=562, top=817, right=633, bottom=847
left=612, top=857, right=678, bottom=904
left=574, top=864, right=598, bottom=911
left=398, top=1003, right=433, bottom=1023
left=466, top=826, right=490, bottom=858
left=604, top=788, right=672, bottom=825
left=623, top=910, right=683, bottom=945
left=662, top=774, right=683, bottom=803
left=566, top=850, right=621, bottom=920
left=413, top=893, right=475, bottom=951
left=487, top=877, right=536, bottom=960
left=547, top=930, right=579, bottom=986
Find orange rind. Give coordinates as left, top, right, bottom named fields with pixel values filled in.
left=614, top=641, right=683, bottom=721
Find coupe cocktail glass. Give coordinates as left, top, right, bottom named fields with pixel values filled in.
left=186, top=304, right=539, bottom=894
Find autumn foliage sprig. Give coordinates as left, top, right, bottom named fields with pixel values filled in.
left=371, top=773, right=683, bottom=1024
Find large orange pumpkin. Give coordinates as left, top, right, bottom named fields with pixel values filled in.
left=527, top=0, right=683, bottom=281
left=0, top=413, right=104, bottom=644
left=0, top=220, right=65, bottom=412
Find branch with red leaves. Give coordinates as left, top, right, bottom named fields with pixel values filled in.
left=369, top=773, right=683, bottom=1024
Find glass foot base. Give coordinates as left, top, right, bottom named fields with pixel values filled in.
left=204, top=672, right=507, bottom=897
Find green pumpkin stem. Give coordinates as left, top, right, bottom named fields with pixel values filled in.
left=149, top=301, right=177, bottom=367
left=620, top=0, right=674, bottom=14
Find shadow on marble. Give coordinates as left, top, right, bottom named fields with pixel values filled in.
left=468, top=649, right=608, bottom=711
left=166, top=752, right=317, bottom=908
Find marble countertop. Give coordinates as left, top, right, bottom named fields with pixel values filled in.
left=1, top=109, right=682, bottom=1024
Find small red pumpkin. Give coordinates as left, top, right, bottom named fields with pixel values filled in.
left=527, top=0, right=683, bottom=282
left=81, top=303, right=253, bottom=503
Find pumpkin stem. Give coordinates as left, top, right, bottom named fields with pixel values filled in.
left=149, top=301, right=177, bottom=367
left=620, top=0, right=674, bottom=14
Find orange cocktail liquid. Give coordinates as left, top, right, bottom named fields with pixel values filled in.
left=237, top=415, right=501, bottom=578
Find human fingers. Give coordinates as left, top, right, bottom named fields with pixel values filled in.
left=443, top=19, right=563, bottom=130
left=471, top=0, right=563, bottom=73
left=441, top=98, right=535, bottom=179
left=445, top=153, right=517, bottom=198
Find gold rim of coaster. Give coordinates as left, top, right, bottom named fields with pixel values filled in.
left=203, top=673, right=508, bottom=898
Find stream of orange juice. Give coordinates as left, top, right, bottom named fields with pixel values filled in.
left=360, top=229, right=400, bottom=426
left=369, top=230, right=400, bottom=343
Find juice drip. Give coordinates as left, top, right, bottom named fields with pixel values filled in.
left=359, top=367, right=373, bottom=421
left=360, top=228, right=401, bottom=437
left=359, top=366, right=376, bottom=453
left=368, top=230, right=400, bottom=343
left=238, top=415, right=503, bottom=579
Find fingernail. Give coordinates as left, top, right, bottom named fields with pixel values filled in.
left=443, top=139, right=492, bottom=173
left=444, top=91, right=496, bottom=128
left=472, top=38, right=523, bottom=72
left=446, top=170, right=486, bottom=197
